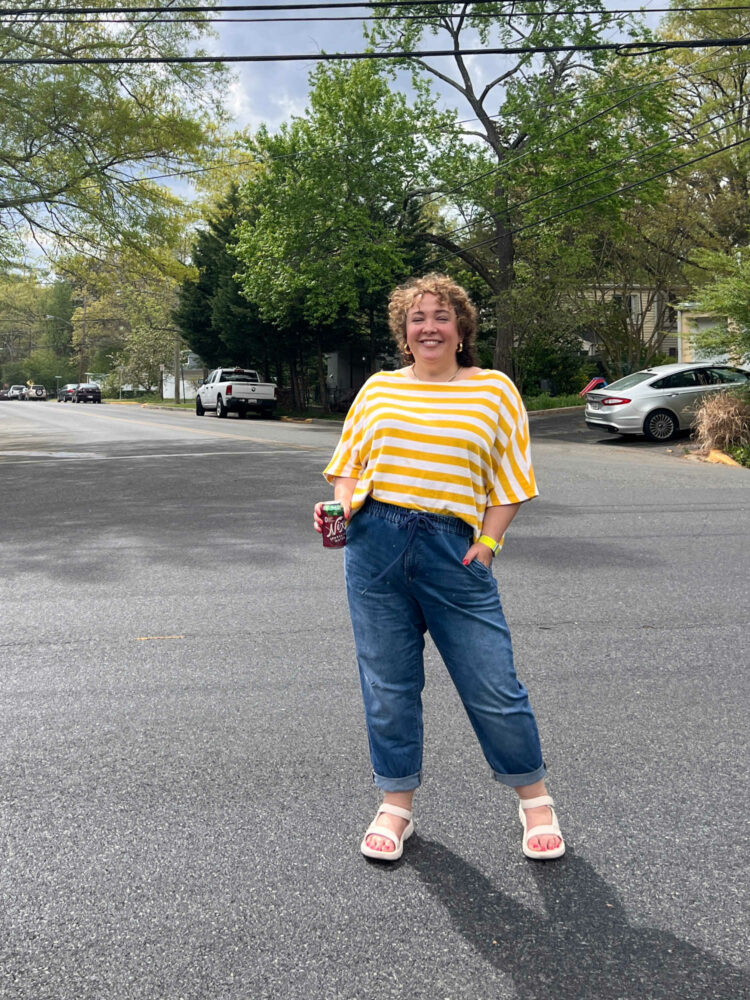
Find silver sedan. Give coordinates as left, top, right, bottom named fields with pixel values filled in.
left=585, top=362, right=750, bottom=441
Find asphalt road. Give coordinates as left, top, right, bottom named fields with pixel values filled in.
left=1, top=401, right=748, bottom=1000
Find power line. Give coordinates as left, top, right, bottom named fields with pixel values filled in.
left=100, top=48, right=750, bottom=190
left=433, top=133, right=750, bottom=264
left=14, top=6, right=750, bottom=24
left=437, top=106, right=747, bottom=245
left=4, top=37, right=750, bottom=65
left=417, top=27, right=750, bottom=208
left=0, top=0, right=624, bottom=14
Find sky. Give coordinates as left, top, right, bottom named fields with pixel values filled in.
left=208, top=3, right=666, bottom=134
left=211, top=13, right=366, bottom=131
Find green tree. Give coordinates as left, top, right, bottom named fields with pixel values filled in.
left=662, top=1, right=750, bottom=251
left=0, top=5, right=226, bottom=267
left=690, top=246, right=750, bottom=363
left=58, top=248, right=189, bottom=389
left=233, top=60, right=446, bottom=401
left=43, top=280, right=75, bottom=358
left=369, top=5, right=673, bottom=374
left=0, top=273, right=79, bottom=385
left=0, top=275, right=45, bottom=371
left=174, top=186, right=277, bottom=376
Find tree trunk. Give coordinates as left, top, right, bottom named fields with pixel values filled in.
left=173, top=335, right=181, bottom=404
left=368, top=303, right=376, bottom=373
left=491, top=206, right=515, bottom=378
left=316, top=337, right=329, bottom=413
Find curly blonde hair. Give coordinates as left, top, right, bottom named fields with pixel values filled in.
left=388, top=273, right=479, bottom=366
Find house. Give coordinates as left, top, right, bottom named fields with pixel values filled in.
left=325, top=347, right=397, bottom=407
left=161, top=352, right=206, bottom=401
left=675, top=303, right=729, bottom=364
left=577, top=284, right=680, bottom=360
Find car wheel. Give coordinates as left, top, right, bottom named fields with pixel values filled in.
left=643, top=409, right=678, bottom=441
left=216, top=395, right=227, bottom=418
left=196, top=396, right=205, bottom=416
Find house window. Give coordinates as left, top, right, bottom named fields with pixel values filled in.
left=654, top=293, right=677, bottom=329
left=628, top=293, right=642, bottom=320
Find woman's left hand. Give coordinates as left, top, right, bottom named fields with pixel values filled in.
left=462, top=542, right=493, bottom=568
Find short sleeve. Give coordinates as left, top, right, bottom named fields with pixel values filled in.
left=322, top=384, right=369, bottom=484
left=487, top=378, right=539, bottom=506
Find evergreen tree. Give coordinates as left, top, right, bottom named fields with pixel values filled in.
left=175, top=187, right=274, bottom=375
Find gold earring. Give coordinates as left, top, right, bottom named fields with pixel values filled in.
left=404, top=344, right=413, bottom=356
left=457, top=341, right=463, bottom=353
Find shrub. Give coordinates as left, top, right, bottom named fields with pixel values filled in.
left=523, top=392, right=583, bottom=410
left=693, top=388, right=750, bottom=454
left=729, top=443, right=750, bottom=468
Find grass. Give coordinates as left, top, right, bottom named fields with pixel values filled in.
left=522, top=392, right=583, bottom=410
left=106, top=396, right=194, bottom=408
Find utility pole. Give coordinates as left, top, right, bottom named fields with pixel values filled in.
left=173, top=334, right=181, bottom=404
left=78, top=297, right=87, bottom=382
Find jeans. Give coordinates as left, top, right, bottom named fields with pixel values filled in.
left=345, top=499, right=546, bottom=792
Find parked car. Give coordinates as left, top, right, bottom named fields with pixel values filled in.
left=195, top=367, right=277, bottom=418
left=73, top=382, right=102, bottom=403
left=585, top=362, right=750, bottom=441
left=26, top=384, right=47, bottom=400
left=57, top=383, right=78, bottom=402
left=0, top=387, right=11, bottom=400
left=7, top=385, right=27, bottom=400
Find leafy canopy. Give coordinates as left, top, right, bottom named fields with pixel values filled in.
left=0, top=4, right=227, bottom=267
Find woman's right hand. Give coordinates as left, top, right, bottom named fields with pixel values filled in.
left=313, top=499, right=351, bottom=533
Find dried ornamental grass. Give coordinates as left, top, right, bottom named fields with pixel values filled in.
left=693, top=390, right=750, bottom=454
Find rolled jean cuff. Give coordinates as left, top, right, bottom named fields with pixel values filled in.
left=491, top=762, right=546, bottom=788
left=373, top=769, right=421, bottom=792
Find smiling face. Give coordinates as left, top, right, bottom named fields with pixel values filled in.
left=405, top=293, right=462, bottom=373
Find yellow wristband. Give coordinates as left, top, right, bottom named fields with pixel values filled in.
left=478, top=534, right=500, bottom=555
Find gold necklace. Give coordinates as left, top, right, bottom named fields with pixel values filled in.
left=411, top=363, right=461, bottom=383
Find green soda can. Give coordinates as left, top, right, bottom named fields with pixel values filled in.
left=321, top=500, right=347, bottom=548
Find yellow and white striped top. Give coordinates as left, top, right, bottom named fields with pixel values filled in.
left=323, top=369, right=538, bottom=540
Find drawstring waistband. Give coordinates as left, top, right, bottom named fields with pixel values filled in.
left=360, top=501, right=471, bottom=594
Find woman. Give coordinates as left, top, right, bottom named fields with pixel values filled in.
left=314, top=274, right=564, bottom=863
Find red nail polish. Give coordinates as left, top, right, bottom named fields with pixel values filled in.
left=462, top=559, right=469, bottom=565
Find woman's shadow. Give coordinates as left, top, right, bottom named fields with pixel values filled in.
left=405, top=837, right=748, bottom=1000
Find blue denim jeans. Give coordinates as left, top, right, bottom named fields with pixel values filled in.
left=345, top=499, right=546, bottom=792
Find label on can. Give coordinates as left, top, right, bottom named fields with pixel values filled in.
left=321, top=501, right=347, bottom=548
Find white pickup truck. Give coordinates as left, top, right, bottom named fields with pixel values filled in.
left=195, top=367, right=277, bottom=419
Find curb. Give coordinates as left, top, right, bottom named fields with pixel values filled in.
left=292, top=405, right=586, bottom=426
left=105, top=401, right=585, bottom=421
left=705, top=449, right=742, bottom=467
left=527, top=405, right=585, bottom=418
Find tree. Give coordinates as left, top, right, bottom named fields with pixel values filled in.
left=174, top=186, right=277, bottom=377
left=0, top=273, right=79, bottom=385
left=0, top=5, right=226, bottom=267
left=662, top=1, right=750, bottom=251
left=369, top=5, right=674, bottom=374
left=58, top=248, right=189, bottom=390
left=0, top=274, right=45, bottom=369
left=44, top=280, right=75, bottom=358
left=233, top=61, right=445, bottom=405
left=690, top=247, right=750, bottom=363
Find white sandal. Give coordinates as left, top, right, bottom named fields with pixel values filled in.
left=518, top=794, right=565, bottom=860
left=360, top=803, right=414, bottom=861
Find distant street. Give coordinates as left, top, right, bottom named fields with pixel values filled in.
left=1, top=401, right=748, bottom=1000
